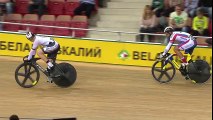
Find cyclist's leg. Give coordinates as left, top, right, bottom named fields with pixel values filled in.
left=175, top=46, right=189, bottom=79
left=185, top=40, right=197, bottom=55
left=185, top=45, right=196, bottom=55
left=42, top=42, right=59, bottom=60
left=43, top=45, right=60, bottom=69
left=174, top=46, right=186, bottom=63
left=175, top=40, right=195, bottom=64
left=47, top=45, right=60, bottom=63
left=37, top=49, right=48, bottom=63
left=37, top=49, right=54, bottom=71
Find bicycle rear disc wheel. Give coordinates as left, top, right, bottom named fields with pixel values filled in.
left=152, top=60, right=176, bottom=83
left=15, top=62, right=40, bottom=88
left=52, top=63, right=77, bottom=88
left=188, top=60, right=211, bottom=83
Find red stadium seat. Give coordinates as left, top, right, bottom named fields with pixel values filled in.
left=3, top=14, right=22, bottom=32
left=71, top=15, right=88, bottom=37
left=48, top=0, right=65, bottom=15
left=15, top=0, right=29, bottom=14
left=64, top=0, right=80, bottom=16
left=21, top=14, right=39, bottom=33
left=94, top=0, right=99, bottom=12
left=54, top=15, right=72, bottom=36
left=209, top=21, right=212, bottom=37
left=37, top=15, right=55, bottom=35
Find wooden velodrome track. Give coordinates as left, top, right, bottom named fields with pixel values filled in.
left=0, top=56, right=212, bottom=120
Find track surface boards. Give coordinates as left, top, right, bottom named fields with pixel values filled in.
left=0, top=56, right=212, bottom=120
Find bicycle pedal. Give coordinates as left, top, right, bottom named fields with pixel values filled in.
left=46, top=77, right=53, bottom=83
left=191, top=80, right=197, bottom=84
left=185, top=76, right=190, bottom=80
left=47, top=80, right=53, bottom=83
left=184, top=74, right=190, bottom=80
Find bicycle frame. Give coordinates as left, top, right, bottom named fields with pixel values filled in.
left=163, top=53, right=192, bottom=70
left=15, top=56, right=77, bottom=88
left=31, top=58, right=66, bottom=79
left=152, top=52, right=211, bottom=83
left=30, top=58, right=49, bottom=76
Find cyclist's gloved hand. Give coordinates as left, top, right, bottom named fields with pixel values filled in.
left=27, top=59, right=32, bottom=62
left=25, top=55, right=35, bottom=62
left=159, top=52, right=166, bottom=59
left=27, top=57, right=32, bottom=62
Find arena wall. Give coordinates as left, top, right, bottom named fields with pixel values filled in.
left=0, top=32, right=212, bottom=66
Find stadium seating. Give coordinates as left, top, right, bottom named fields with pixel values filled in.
left=71, top=15, right=88, bottom=37
left=94, top=0, right=99, bottom=12
left=209, top=21, right=212, bottom=37
left=21, top=14, right=39, bottom=33
left=15, top=0, right=29, bottom=14
left=64, top=0, right=80, bottom=16
left=3, top=13, right=22, bottom=32
left=48, top=0, right=65, bottom=15
left=37, top=15, right=55, bottom=35
left=4, top=0, right=100, bottom=37
left=54, top=15, right=72, bottom=36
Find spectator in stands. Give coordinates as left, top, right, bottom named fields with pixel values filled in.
left=74, top=0, right=95, bottom=18
left=169, top=5, right=189, bottom=32
left=184, top=0, right=199, bottom=18
left=191, top=8, right=209, bottom=36
left=209, top=20, right=212, bottom=36
left=98, top=0, right=105, bottom=8
left=198, top=0, right=212, bottom=19
left=163, top=0, right=184, bottom=17
left=9, top=114, right=19, bottom=120
left=139, top=5, right=157, bottom=42
left=151, top=0, right=164, bottom=17
left=158, top=0, right=184, bottom=31
left=206, top=38, right=212, bottom=47
left=0, top=9, right=2, bottom=30
left=0, top=0, right=14, bottom=14
left=28, top=0, right=47, bottom=17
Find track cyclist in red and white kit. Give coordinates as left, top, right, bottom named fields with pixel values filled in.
left=160, top=26, right=197, bottom=66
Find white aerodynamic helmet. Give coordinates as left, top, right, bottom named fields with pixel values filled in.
left=26, top=31, right=35, bottom=40
left=164, top=26, right=174, bottom=33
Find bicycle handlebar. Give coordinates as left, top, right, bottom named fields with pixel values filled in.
left=158, top=53, right=172, bottom=61
left=23, top=55, right=41, bottom=63
left=23, top=56, right=29, bottom=62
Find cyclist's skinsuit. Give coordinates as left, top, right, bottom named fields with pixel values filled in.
left=163, top=31, right=197, bottom=55
left=28, top=36, right=60, bottom=60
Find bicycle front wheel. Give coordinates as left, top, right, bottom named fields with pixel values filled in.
left=15, top=62, right=40, bottom=88
left=151, top=60, right=176, bottom=83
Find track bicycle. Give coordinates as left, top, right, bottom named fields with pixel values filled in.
left=15, top=56, right=77, bottom=88
left=151, top=53, right=211, bottom=83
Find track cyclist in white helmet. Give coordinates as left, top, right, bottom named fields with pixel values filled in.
left=160, top=26, right=197, bottom=66
left=26, top=32, right=60, bottom=76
